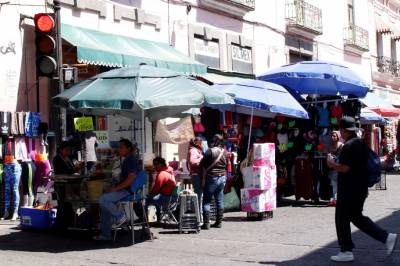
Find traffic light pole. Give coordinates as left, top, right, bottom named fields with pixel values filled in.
left=53, top=0, right=66, bottom=140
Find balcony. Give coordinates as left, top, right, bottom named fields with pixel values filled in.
left=198, top=0, right=255, bottom=17
left=285, top=0, right=323, bottom=38
left=377, top=56, right=400, bottom=77
left=343, top=24, right=369, bottom=53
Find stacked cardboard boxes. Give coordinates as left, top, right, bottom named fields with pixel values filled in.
left=241, top=143, right=277, bottom=213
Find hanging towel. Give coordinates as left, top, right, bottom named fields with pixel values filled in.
left=17, top=112, right=26, bottom=135
left=15, top=137, right=28, bottom=161
left=10, top=112, right=19, bottom=135
left=155, top=117, right=194, bottom=144
left=0, top=112, right=11, bottom=135
left=25, top=112, right=41, bottom=137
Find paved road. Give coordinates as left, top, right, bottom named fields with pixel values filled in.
left=0, top=175, right=399, bottom=266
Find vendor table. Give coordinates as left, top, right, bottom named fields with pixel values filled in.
left=51, top=174, right=110, bottom=231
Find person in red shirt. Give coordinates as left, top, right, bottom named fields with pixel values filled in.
left=146, top=157, right=177, bottom=222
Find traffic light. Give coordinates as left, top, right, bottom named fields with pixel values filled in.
left=34, top=13, right=57, bottom=77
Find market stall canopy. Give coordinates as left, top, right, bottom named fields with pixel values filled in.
left=53, top=65, right=234, bottom=121
left=360, top=108, right=387, bottom=125
left=258, top=61, right=369, bottom=97
left=359, top=92, right=400, bottom=117
left=211, top=79, right=309, bottom=119
left=61, top=24, right=206, bottom=74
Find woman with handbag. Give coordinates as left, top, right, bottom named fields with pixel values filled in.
left=200, top=134, right=228, bottom=230
left=187, top=137, right=204, bottom=219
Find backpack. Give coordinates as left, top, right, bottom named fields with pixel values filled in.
left=366, top=149, right=381, bottom=187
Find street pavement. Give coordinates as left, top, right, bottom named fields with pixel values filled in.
left=0, top=175, right=399, bottom=266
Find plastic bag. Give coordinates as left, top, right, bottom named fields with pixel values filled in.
left=224, top=188, right=240, bottom=211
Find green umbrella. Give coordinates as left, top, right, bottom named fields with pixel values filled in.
left=53, top=65, right=233, bottom=121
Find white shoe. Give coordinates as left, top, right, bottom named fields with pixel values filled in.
left=386, top=233, right=397, bottom=256
left=10, top=212, right=18, bottom=221
left=112, top=215, right=127, bottom=229
left=330, top=252, right=354, bottom=262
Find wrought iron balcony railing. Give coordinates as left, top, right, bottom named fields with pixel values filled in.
left=377, top=56, right=400, bottom=77
left=286, top=0, right=323, bottom=35
left=230, top=0, right=255, bottom=9
left=344, top=24, right=369, bottom=51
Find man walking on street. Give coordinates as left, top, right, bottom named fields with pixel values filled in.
left=327, top=117, right=397, bottom=262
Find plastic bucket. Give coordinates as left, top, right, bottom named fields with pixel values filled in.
left=87, top=180, right=104, bottom=201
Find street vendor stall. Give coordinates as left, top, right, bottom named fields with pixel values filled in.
left=258, top=60, right=370, bottom=204
left=19, top=65, right=233, bottom=234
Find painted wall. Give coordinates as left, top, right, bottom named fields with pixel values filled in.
left=0, top=0, right=49, bottom=122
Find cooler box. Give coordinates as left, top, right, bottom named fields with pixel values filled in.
left=20, top=208, right=56, bottom=229
left=240, top=188, right=277, bottom=213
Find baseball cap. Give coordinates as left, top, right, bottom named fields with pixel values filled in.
left=339, top=116, right=359, bottom=132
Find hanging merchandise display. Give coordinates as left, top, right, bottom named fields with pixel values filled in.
left=0, top=110, right=43, bottom=220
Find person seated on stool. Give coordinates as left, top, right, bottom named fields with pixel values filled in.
left=93, top=139, right=139, bottom=241
left=146, top=157, right=176, bottom=222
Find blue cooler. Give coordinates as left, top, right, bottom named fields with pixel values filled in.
left=20, top=208, right=56, bottom=229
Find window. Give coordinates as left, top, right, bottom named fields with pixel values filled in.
left=193, top=35, right=220, bottom=69
left=289, top=51, right=312, bottom=64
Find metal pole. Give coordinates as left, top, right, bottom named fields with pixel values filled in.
left=53, top=0, right=66, bottom=140
left=246, top=107, right=254, bottom=156
left=36, top=77, right=40, bottom=112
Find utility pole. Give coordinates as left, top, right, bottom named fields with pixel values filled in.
left=53, top=0, right=66, bottom=140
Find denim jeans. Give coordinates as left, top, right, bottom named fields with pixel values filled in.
left=191, top=174, right=203, bottom=215
left=146, top=194, right=171, bottom=220
left=98, top=190, right=130, bottom=238
left=203, top=175, right=226, bottom=213
left=328, top=170, right=338, bottom=200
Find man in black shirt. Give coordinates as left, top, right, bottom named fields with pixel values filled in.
left=327, top=117, right=397, bottom=262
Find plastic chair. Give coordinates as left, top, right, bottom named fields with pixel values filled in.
left=113, top=171, right=153, bottom=244
left=159, top=185, right=181, bottom=224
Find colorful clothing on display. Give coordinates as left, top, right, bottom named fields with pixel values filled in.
left=3, top=162, right=22, bottom=210
left=330, top=104, right=343, bottom=124
left=316, top=106, right=330, bottom=127
left=21, top=161, right=36, bottom=197
left=25, top=112, right=41, bottom=137
left=17, top=112, right=26, bottom=135
left=34, top=159, right=52, bottom=190
left=10, top=112, right=18, bottom=135
left=0, top=112, right=11, bottom=135
left=15, top=137, right=28, bottom=161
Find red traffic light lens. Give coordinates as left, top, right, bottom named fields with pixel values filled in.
left=34, top=13, right=55, bottom=33
left=37, top=35, right=56, bottom=54
left=37, top=55, right=57, bottom=75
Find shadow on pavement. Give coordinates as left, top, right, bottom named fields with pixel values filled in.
left=0, top=226, right=152, bottom=252
left=257, top=210, right=400, bottom=266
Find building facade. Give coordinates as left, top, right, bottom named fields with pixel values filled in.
left=1, top=0, right=399, bottom=160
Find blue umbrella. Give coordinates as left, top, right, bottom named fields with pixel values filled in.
left=258, top=61, right=369, bottom=97
left=212, top=79, right=309, bottom=119
left=360, top=108, right=387, bottom=125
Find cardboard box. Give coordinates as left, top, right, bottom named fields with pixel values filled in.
left=253, top=143, right=275, bottom=166
left=243, top=166, right=277, bottom=190
left=240, top=188, right=277, bottom=213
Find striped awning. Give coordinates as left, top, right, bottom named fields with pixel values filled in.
left=375, top=14, right=391, bottom=34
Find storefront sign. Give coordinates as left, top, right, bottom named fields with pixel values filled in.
left=194, top=37, right=220, bottom=69
left=232, top=44, right=252, bottom=74
left=95, top=131, right=109, bottom=148
left=232, top=45, right=252, bottom=63
left=74, top=117, right=94, bottom=132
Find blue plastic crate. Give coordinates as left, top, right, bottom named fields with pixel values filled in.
left=20, top=208, right=56, bottom=229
